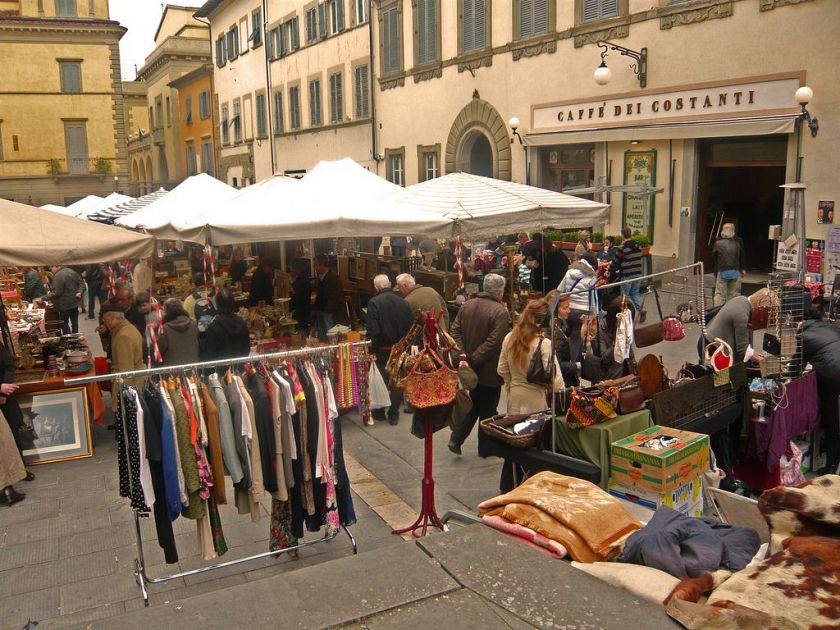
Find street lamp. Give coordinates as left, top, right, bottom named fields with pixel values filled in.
left=593, top=40, right=647, bottom=88
left=113, top=175, right=119, bottom=193
left=508, top=116, right=529, bottom=184
left=794, top=86, right=819, bottom=137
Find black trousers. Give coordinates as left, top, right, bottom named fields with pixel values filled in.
left=58, top=307, right=79, bottom=334
left=450, top=384, right=501, bottom=446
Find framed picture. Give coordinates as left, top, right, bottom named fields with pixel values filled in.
left=818, top=200, right=834, bottom=224
left=19, top=387, right=92, bottom=466
left=622, top=149, right=657, bottom=244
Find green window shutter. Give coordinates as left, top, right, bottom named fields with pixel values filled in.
left=274, top=92, right=284, bottom=133
left=337, top=0, right=345, bottom=31
left=256, top=94, right=266, bottom=136
left=318, top=3, right=327, bottom=37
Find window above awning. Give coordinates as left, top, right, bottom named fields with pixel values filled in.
left=524, top=114, right=800, bottom=146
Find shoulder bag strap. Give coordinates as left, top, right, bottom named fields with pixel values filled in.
left=651, top=285, right=664, bottom=322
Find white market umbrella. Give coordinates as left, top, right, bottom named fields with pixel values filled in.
left=116, top=173, right=237, bottom=242
left=88, top=189, right=168, bottom=224
left=206, top=158, right=450, bottom=245
left=1, top=198, right=155, bottom=265
left=399, top=172, right=610, bottom=238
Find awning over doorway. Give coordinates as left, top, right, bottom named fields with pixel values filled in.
left=525, top=114, right=799, bottom=146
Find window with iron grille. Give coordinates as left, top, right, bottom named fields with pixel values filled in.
left=581, top=0, right=618, bottom=23
left=309, top=78, right=322, bottom=127
left=354, top=64, right=369, bottom=119
left=517, top=0, right=549, bottom=39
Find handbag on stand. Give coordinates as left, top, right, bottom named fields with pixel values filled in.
left=398, top=346, right=458, bottom=409
left=634, top=286, right=665, bottom=347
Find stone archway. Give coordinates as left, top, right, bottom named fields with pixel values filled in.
left=445, top=97, right=511, bottom=180
left=138, top=159, right=147, bottom=194
left=146, top=156, right=154, bottom=190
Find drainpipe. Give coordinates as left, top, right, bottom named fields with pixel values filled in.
left=367, top=0, right=379, bottom=174
left=262, top=0, right=277, bottom=176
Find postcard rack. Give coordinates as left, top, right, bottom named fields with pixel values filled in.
left=67, top=341, right=370, bottom=606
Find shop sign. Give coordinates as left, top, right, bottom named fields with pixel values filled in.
left=532, top=75, right=801, bottom=132
left=622, top=150, right=656, bottom=243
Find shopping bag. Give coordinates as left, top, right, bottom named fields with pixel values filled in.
left=368, top=362, right=392, bottom=410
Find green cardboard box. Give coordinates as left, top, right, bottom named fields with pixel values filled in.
left=610, top=425, right=709, bottom=493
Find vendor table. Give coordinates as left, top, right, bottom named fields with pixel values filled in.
left=553, top=409, right=653, bottom=489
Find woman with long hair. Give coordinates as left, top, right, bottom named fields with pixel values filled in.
left=545, top=290, right=579, bottom=386
left=497, top=299, right=564, bottom=414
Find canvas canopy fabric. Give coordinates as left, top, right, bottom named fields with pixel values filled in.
left=88, top=189, right=168, bottom=224
left=398, top=172, right=610, bottom=238
left=116, top=173, right=237, bottom=241
left=0, top=198, right=155, bottom=266
left=48, top=193, right=135, bottom=218
left=206, top=159, right=450, bottom=245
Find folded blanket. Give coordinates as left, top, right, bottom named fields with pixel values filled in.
left=759, top=474, right=840, bottom=554
left=572, top=561, right=680, bottom=605
left=478, top=471, right=641, bottom=562
left=482, top=515, right=567, bottom=559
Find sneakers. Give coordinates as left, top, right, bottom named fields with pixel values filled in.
left=448, top=441, right=462, bottom=455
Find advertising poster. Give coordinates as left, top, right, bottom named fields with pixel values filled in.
left=805, top=239, right=824, bottom=276
left=622, top=150, right=656, bottom=244
left=817, top=200, right=834, bottom=224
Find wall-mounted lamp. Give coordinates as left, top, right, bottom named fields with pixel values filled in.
left=508, top=116, right=524, bottom=145
left=795, top=86, right=819, bottom=137
left=630, top=140, right=641, bottom=145
left=594, top=40, right=647, bottom=88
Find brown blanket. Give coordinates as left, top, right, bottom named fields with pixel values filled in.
left=478, top=471, right=641, bottom=562
left=759, top=474, right=840, bottom=554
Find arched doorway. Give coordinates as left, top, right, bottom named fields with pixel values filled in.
left=156, top=150, right=168, bottom=187
left=145, top=156, right=153, bottom=191
left=138, top=159, right=147, bottom=194
left=445, top=97, right=511, bottom=180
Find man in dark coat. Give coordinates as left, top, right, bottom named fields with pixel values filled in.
left=525, top=233, right=569, bottom=294
left=314, top=254, right=349, bottom=339
left=289, top=258, right=312, bottom=333
left=366, top=274, right=414, bottom=424
left=0, top=341, right=35, bottom=480
left=449, top=273, right=510, bottom=454
left=202, top=289, right=251, bottom=367
left=799, top=314, right=840, bottom=472
left=248, top=258, right=274, bottom=307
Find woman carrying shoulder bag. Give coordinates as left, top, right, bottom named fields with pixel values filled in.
left=498, top=299, right=564, bottom=414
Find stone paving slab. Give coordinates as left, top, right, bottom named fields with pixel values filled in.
left=418, top=525, right=680, bottom=630
left=89, top=543, right=460, bottom=629
left=0, top=586, right=61, bottom=629
left=0, top=536, right=59, bottom=572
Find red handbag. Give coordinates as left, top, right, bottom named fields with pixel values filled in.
left=398, top=347, right=458, bottom=409
left=663, top=316, right=686, bottom=341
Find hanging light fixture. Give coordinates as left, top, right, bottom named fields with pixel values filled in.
left=593, top=40, right=647, bottom=88
left=794, top=86, right=819, bottom=137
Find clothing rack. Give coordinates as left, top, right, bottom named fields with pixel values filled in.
left=67, top=340, right=369, bottom=607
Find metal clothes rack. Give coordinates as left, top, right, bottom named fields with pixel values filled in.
left=67, top=341, right=369, bottom=606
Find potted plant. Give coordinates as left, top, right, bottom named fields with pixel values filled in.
left=46, top=158, right=62, bottom=181
left=631, top=231, right=652, bottom=255
left=93, top=157, right=111, bottom=181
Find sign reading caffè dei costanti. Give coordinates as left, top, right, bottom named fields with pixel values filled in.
left=532, top=75, right=802, bottom=132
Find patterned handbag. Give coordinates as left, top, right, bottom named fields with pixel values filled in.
left=398, top=347, right=458, bottom=409
left=663, top=316, right=686, bottom=341
left=563, top=385, right=619, bottom=429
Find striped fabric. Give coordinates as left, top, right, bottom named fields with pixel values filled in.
left=87, top=189, right=168, bottom=224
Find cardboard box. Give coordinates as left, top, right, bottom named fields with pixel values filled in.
left=611, top=425, right=710, bottom=493
left=609, top=477, right=704, bottom=518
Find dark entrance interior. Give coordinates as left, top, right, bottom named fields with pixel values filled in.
left=695, top=136, right=787, bottom=272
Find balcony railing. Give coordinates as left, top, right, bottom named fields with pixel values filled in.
left=152, top=127, right=165, bottom=146
left=45, top=158, right=114, bottom=178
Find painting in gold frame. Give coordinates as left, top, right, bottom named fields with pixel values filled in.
left=18, top=387, right=92, bottom=465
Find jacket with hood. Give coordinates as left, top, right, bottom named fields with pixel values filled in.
left=202, top=312, right=251, bottom=363
left=158, top=314, right=200, bottom=367
left=557, top=260, right=597, bottom=312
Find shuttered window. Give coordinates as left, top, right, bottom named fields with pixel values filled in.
left=186, top=142, right=197, bottom=176
left=59, top=62, right=82, bottom=93
left=227, top=27, right=239, bottom=59
left=309, top=78, right=322, bottom=126
left=330, top=0, right=345, bottom=33
left=329, top=72, right=343, bottom=124
left=461, top=0, right=486, bottom=53
left=216, top=35, right=226, bottom=67
left=582, top=0, right=618, bottom=23
left=289, top=86, right=301, bottom=130
left=355, top=0, right=367, bottom=24
left=318, top=2, right=328, bottom=38
left=251, top=9, right=262, bottom=47
left=221, top=104, right=230, bottom=144
left=201, top=140, right=213, bottom=175
left=232, top=101, right=242, bottom=142
left=518, top=0, right=549, bottom=39
left=256, top=93, right=267, bottom=137
left=306, top=8, right=317, bottom=42
left=290, top=17, right=300, bottom=49
left=274, top=91, right=284, bottom=134
left=354, top=64, right=369, bottom=119
left=381, top=6, right=400, bottom=76
left=199, top=91, right=211, bottom=119
left=64, top=123, right=88, bottom=175
left=416, top=0, right=438, bottom=65
left=185, top=95, right=193, bottom=124
left=276, top=25, right=286, bottom=57
left=55, top=0, right=77, bottom=17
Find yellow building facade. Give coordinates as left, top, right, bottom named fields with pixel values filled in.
left=126, top=5, right=211, bottom=195
left=0, top=0, right=128, bottom=205
left=169, top=63, right=217, bottom=179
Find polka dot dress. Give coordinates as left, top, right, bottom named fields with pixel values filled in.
left=115, top=390, right=150, bottom=512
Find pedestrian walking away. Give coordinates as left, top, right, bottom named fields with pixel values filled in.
left=614, top=227, right=643, bottom=312
left=449, top=273, right=510, bottom=454
left=712, top=222, right=747, bottom=307
left=46, top=264, right=85, bottom=334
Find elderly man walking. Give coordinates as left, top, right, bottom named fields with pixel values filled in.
left=47, top=264, right=85, bottom=334
left=366, top=275, right=414, bottom=424
left=395, top=273, right=449, bottom=328
left=712, top=222, right=746, bottom=307
left=448, top=273, right=510, bottom=455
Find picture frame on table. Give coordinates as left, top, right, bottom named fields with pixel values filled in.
left=18, top=387, right=92, bottom=465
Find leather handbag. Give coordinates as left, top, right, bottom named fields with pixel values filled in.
left=617, top=380, right=645, bottom=414
left=704, top=338, right=733, bottom=372
left=563, top=386, right=619, bottom=429
left=526, top=336, right=553, bottom=385
left=762, top=333, right=781, bottom=356
left=637, top=353, right=667, bottom=399
left=634, top=286, right=665, bottom=348
left=663, top=316, right=686, bottom=341
left=398, top=347, right=458, bottom=409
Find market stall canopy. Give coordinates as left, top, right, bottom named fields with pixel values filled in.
left=398, top=172, right=610, bottom=237
left=207, top=158, right=450, bottom=245
left=41, top=193, right=134, bottom=219
left=0, top=198, right=155, bottom=266
left=88, top=189, right=168, bottom=224
left=115, top=173, right=237, bottom=241
left=40, top=203, right=76, bottom=216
